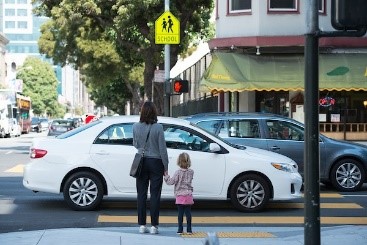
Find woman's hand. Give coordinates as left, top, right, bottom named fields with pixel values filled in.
left=164, top=171, right=168, bottom=176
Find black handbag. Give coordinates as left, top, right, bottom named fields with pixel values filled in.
left=130, top=125, right=151, bottom=178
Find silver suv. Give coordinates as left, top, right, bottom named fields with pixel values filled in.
left=185, top=112, right=367, bottom=192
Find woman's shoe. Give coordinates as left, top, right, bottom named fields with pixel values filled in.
left=150, top=226, right=159, bottom=234
left=139, top=225, right=148, bottom=233
left=177, top=231, right=183, bottom=235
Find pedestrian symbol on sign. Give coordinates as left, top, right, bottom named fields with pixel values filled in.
left=155, top=11, right=180, bottom=44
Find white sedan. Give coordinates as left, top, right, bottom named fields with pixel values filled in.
left=23, top=116, right=302, bottom=212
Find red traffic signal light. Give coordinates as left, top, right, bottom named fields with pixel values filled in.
left=172, top=79, right=189, bottom=93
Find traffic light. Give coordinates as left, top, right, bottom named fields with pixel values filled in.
left=331, top=0, right=367, bottom=30
left=172, top=79, right=189, bottom=94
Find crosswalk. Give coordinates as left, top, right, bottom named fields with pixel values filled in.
left=3, top=164, right=366, bottom=225
left=98, top=215, right=367, bottom=225
left=97, top=192, right=367, bottom=225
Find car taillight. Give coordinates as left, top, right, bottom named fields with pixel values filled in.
left=30, top=148, right=48, bottom=159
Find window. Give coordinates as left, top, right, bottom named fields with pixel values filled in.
left=17, top=9, right=27, bottom=16
left=268, top=0, right=298, bottom=12
left=229, top=0, right=252, bottom=14
left=196, top=120, right=223, bottom=135
left=17, top=0, right=28, bottom=4
left=94, top=123, right=133, bottom=145
left=227, top=120, right=260, bottom=138
left=17, top=21, right=28, bottom=29
left=5, top=0, right=16, bottom=3
left=5, top=21, right=16, bottom=28
left=266, top=120, right=304, bottom=141
left=163, top=125, right=211, bottom=152
left=5, top=9, right=16, bottom=16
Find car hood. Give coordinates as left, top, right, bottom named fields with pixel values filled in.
left=241, top=145, right=296, bottom=164
left=322, top=136, right=367, bottom=149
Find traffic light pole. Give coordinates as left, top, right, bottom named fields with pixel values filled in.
left=304, top=1, right=320, bottom=244
left=163, top=0, right=170, bottom=117
left=304, top=2, right=366, bottom=245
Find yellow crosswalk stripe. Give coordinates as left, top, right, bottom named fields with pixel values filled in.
left=4, top=164, right=24, bottom=173
left=98, top=215, right=367, bottom=225
left=179, top=231, right=276, bottom=238
left=268, top=202, right=362, bottom=209
left=312, top=193, right=343, bottom=198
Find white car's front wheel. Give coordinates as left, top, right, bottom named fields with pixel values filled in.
left=63, top=171, right=104, bottom=211
left=230, top=174, right=270, bottom=212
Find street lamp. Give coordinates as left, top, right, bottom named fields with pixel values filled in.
left=363, top=100, right=367, bottom=108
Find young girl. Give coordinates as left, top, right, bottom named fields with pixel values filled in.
left=164, top=152, right=194, bottom=234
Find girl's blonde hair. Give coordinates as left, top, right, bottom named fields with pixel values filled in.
left=177, top=152, right=191, bottom=169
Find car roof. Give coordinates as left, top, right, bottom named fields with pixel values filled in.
left=98, top=115, right=192, bottom=126
left=184, top=112, right=291, bottom=121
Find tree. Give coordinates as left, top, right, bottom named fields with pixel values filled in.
left=34, top=0, right=214, bottom=114
left=17, top=57, right=65, bottom=118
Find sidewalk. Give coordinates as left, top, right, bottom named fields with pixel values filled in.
left=0, top=225, right=366, bottom=245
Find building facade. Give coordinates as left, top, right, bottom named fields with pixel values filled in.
left=171, top=0, right=367, bottom=140
left=0, top=0, right=95, bottom=117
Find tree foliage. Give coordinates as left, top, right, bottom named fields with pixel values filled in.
left=33, top=0, right=214, bottom=114
left=17, top=57, right=65, bottom=118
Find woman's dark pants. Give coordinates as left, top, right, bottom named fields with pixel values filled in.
left=136, top=158, right=164, bottom=227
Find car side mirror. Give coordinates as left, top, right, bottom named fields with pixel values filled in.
left=209, top=143, right=221, bottom=152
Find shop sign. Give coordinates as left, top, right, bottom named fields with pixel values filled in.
left=319, top=96, right=335, bottom=107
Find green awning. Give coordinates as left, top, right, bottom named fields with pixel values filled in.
left=200, top=52, right=367, bottom=92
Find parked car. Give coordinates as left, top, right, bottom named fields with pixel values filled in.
left=31, top=117, right=49, bottom=133
left=0, top=117, right=12, bottom=138
left=48, top=119, right=76, bottom=136
left=185, top=112, right=367, bottom=192
left=23, top=116, right=302, bottom=212
left=10, top=118, right=21, bottom=137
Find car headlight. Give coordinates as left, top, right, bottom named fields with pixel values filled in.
left=271, top=162, right=297, bottom=173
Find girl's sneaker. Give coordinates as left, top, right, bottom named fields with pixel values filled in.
left=177, top=231, right=183, bottom=235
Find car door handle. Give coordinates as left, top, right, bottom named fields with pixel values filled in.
left=270, top=146, right=280, bottom=151
left=96, top=151, right=109, bottom=155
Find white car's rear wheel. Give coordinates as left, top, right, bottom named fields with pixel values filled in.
left=230, top=174, right=270, bottom=212
left=63, top=172, right=104, bottom=211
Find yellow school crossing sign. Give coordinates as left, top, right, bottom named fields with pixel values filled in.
left=155, top=11, right=180, bottom=44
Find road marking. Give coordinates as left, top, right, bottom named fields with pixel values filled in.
left=102, top=202, right=362, bottom=209
left=5, top=164, right=24, bottom=173
left=269, top=202, right=363, bottom=209
left=180, top=231, right=275, bottom=238
left=0, top=198, right=17, bottom=214
left=310, top=193, right=343, bottom=198
left=343, top=194, right=367, bottom=197
left=98, top=215, right=367, bottom=225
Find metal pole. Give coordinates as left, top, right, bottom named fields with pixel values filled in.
left=164, top=0, right=170, bottom=116
left=304, top=1, right=320, bottom=244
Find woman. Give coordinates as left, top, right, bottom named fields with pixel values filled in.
left=133, top=101, right=169, bottom=234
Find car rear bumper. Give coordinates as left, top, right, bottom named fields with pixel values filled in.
left=23, top=161, right=64, bottom=194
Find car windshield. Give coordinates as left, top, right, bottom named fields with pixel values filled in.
left=57, top=120, right=102, bottom=139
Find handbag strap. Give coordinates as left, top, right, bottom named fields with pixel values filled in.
left=142, top=124, right=152, bottom=156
